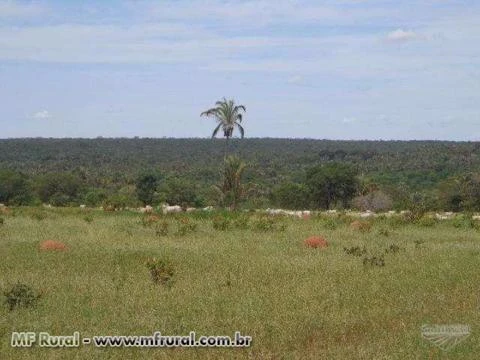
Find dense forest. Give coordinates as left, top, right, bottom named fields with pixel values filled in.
left=1, top=138, right=480, bottom=211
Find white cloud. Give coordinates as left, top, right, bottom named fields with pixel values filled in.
left=31, top=110, right=51, bottom=119
left=287, top=75, right=306, bottom=85
left=385, top=29, right=418, bottom=43
left=0, top=1, right=45, bottom=18
left=342, top=117, right=357, bottom=123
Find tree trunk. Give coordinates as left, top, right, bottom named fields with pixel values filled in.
left=224, top=135, right=230, bottom=161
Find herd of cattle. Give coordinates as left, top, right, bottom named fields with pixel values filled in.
left=0, top=203, right=478, bottom=220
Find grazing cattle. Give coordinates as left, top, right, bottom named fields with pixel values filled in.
left=435, top=212, right=455, bottom=220
left=161, top=204, right=182, bottom=214
left=80, top=204, right=86, bottom=209
left=360, top=210, right=374, bottom=218
left=186, top=207, right=196, bottom=212
left=472, top=215, right=480, bottom=221
left=202, top=206, right=214, bottom=211
left=266, top=208, right=311, bottom=218
left=139, top=205, right=154, bottom=214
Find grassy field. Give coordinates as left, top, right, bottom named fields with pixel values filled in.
left=0, top=208, right=479, bottom=359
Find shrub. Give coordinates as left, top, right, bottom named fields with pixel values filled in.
left=385, top=244, right=402, bottom=254
left=343, top=246, right=367, bottom=257
left=321, top=217, right=338, bottom=230
left=0, top=217, right=4, bottom=225
left=377, top=227, right=391, bottom=237
left=414, top=240, right=425, bottom=248
left=212, top=216, right=231, bottom=231
left=353, top=190, right=393, bottom=212
left=176, top=218, right=197, bottom=236
left=83, top=215, right=94, bottom=223
left=253, top=217, right=286, bottom=232
left=30, top=209, right=48, bottom=221
left=141, top=215, right=161, bottom=227
left=232, top=215, right=249, bottom=230
left=350, top=220, right=372, bottom=232
left=3, top=283, right=42, bottom=311
left=362, top=255, right=385, bottom=267
left=417, top=216, right=436, bottom=227
left=145, top=258, right=174, bottom=286
left=155, top=221, right=169, bottom=236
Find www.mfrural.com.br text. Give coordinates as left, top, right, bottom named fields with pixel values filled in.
left=11, top=331, right=252, bottom=348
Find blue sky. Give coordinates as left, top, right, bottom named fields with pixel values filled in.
left=0, top=0, right=479, bottom=140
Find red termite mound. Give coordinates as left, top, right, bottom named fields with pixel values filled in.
left=304, top=236, right=328, bottom=249
left=39, top=240, right=67, bottom=251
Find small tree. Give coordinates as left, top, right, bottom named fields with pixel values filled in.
left=36, top=173, right=82, bottom=206
left=136, top=173, right=158, bottom=206
left=271, top=182, right=311, bottom=210
left=306, top=163, right=359, bottom=209
left=0, top=170, right=32, bottom=205
left=213, top=155, right=247, bottom=210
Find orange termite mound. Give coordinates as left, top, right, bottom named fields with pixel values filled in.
left=304, top=236, right=328, bottom=249
left=39, top=240, right=67, bottom=251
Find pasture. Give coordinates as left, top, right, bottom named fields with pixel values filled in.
left=1, top=208, right=479, bottom=359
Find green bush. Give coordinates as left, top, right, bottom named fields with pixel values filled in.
left=212, top=216, right=231, bottom=231
left=252, top=217, right=286, bottom=232
left=416, top=216, right=436, bottom=227
left=145, top=258, right=174, bottom=286
left=233, top=215, right=249, bottom=229
left=175, top=218, right=197, bottom=236
left=155, top=221, right=169, bottom=236
left=3, top=283, right=42, bottom=311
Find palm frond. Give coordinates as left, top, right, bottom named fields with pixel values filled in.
left=236, top=123, right=245, bottom=138
left=211, top=123, right=222, bottom=138
left=200, top=108, right=219, bottom=117
left=234, top=105, right=246, bottom=113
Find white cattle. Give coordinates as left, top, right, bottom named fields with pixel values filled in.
left=360, top=210, right=374, bottom=218
left=266, top=208, right=310, bottom=218
left=186, top=207, right=196, bottom=212
left=472, top=215, right=480, bottom=221
left=140, top=205, right=154, bottom=214
left=202, top=206, right=214, bottom=211
left=435, top=212, right=455, bottom=220
left=162, top=204, right=182, bottom=214
left=80, top=204, right=86, bottom=209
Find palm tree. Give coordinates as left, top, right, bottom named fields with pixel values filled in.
left=200, top=98, right=246, bottom=160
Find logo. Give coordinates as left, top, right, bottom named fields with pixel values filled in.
left=421, top=324, right=470, bottom=351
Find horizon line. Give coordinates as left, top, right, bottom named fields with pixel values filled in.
left=0, top=137, right=478, bottom=143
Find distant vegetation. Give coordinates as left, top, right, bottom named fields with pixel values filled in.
left=1, top=138, right=480, bottom=211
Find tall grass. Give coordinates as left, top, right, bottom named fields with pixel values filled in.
left=0, top=208, right=479, bottom=359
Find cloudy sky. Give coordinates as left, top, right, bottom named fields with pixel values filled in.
left=0, top=0, right=479, bottom=140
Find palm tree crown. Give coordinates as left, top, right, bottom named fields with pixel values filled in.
left=200, top=98, right=246, bottom=140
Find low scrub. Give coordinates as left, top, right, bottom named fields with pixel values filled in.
left=3, top=283, right=42, bottom=311
left=145, top=258, right=174, bottom=286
